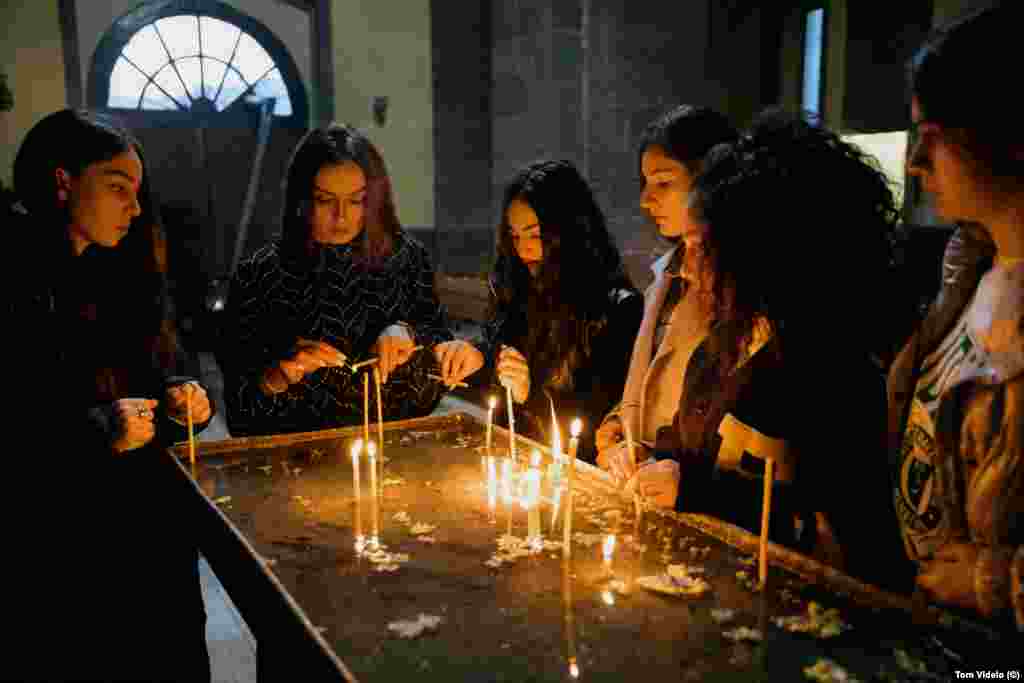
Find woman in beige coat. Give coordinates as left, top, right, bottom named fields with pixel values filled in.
left=595, top=105, right=737, bottom=479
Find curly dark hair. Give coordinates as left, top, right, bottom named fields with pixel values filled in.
left=692, top=110, right=899, bottom=369
left=280, top=123, right=400, bottom=267
left=492, top=159, right=633, bottom=384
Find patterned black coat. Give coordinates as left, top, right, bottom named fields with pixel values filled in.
left=220, top=230, right=453, bottom=436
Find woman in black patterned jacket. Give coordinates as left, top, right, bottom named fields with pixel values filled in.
left=219, top=124, right=472, bottom=436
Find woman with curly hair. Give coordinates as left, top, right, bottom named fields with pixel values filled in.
left=220, top=124, right=473, bottom=436
left=3, top=109, right=214, bottom=680
left=626, top=111, right=912, bottom=591
left=887, top=0, right=1024, bottom=631
left=469, top=159, right=642, bottom=461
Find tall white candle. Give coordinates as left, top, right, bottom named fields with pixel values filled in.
left=351, top=439, right=364, bottom=553
left=564, top=419, right=581, bottom=557
left=486, top=395, right=496, bottom=452
left=373, top=366, right=385, bottom=495
left=367, top=440, right=380, bottom=552
left=486, top=455, right=498, bottom=524
left=525, top=450, right=542, bottom=550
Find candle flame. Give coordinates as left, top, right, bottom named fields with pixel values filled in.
left=569, top=659, right=580, bottom=678
left=531, top=449, right=542, bottom=468
left=351, top=438, right=363, bottom=458
left=603, top=533, right=616, bottom=561
left=549, top=395, right=562, bottom=458
left=602, top=589, right=615, bottom=606
left=488, top=395, right=497, bottom=410
left=367, top=440, right=377, bottom=458
left=570, top=418, right=582, bottom=438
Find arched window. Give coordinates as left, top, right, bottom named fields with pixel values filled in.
left=89, top=0, right=307, bottom=126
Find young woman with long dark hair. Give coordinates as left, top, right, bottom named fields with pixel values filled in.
left=470, top=159, right=642, bottom=460
left=3, top=108, right=214, bottom=680
left=220, top=123, right=472, bottom=436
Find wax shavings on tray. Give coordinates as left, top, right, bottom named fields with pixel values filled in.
left=410, top=522, right=436, bottom=536
left=383, top=477, right=405, bottom=487
left=393, top=511, right=411, bottom=524
left=667, top=564, right=705, bottom=579
left=387, top=614, right=443, bottom=639
left=416, top=535, right=437, bottom=544
left=363, top=549, right=410, bottom=573
left=637, top=572, right=711, bottom=597
left=722, top=626, right=763, bottom=642
left=688, top=545, right=712, bottom=560
left=213, top=496, right=232, bottom=506
left=486, top=535, right=539, bottom=567
left=573, top=532, right=604, bottom=548
left=257, top=465, right=273, bottom=475
left=773, top=602, right=849, bottom=638
left=804, top=658, right=860, bottom=683
left=710, top=608, right=736, bottom=624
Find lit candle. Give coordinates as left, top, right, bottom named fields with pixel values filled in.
left=524, top=450, right=542, bottom=551
left=486, top=395, right=496, bottom=453
left=549, top=401, right=564, bottom=534
left=367, top=440, right=380, bottom=552
left=505, top=383, right=517, bottom=462
left=373, top=366, right=385, bottom=500
left=500, top=455, right=514, bottom=539
left=483, top=395, right=496, bottom=484
left=362, top=371, right=370, bottom=446
left=351, top=439, right=364, bottom=553
left=486, top=454, right=498, bottom=524
left=603, top=533, right=617, bottom=574
left=564, top=418, right=581, bottom=557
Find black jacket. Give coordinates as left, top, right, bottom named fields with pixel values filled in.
left=663, top=321, right=913, bottom=593
left=480, top=282, right=643, bottom=461
left=2, top=206, right=212, bottom=680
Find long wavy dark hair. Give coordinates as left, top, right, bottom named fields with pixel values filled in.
left=280, top=123, right=401, bottom=267
left=692, top=110, right=899, bottom=371
left=909, top=1, right=1024, bottom=187
left=12, top=108, right=177, bottom=400
left=492, top=159, right=633, bottom=389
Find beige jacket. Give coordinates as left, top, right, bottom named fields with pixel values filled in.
left=604, top=247, right=710, bottom=445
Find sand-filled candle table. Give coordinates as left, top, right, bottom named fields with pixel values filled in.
left=171, top=412, right=1008, bottom=682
